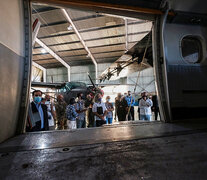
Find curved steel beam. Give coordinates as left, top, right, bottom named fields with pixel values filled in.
left=32, top=0, right=175, bottom=16
left=36, top=38, right=71, bottom=81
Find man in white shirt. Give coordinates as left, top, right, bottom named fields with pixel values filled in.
left=45, top=94, right=56, bottom=130
left=75, top=93, right=87, bottom=128
left=26, top=90, right=49, bottom=132
left=139, top=92, right=153, bottom=121
left=92, top=93, right=108, bottom=127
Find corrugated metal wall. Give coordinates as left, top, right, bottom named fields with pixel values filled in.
left=45, top=63, right=122, bottom=84
left=127, top=68, right=155, bottom=93
left=47, top=67, right=68, bottom=82
left=45, top=63, right=155, bottom=96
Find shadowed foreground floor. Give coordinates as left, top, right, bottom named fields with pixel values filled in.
left=0, top=121, right=207, bottom=180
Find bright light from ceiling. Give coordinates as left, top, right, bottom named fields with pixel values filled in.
left=67, top=25, right=73, bottom=31
left=41, top=49, right=47, bottom=54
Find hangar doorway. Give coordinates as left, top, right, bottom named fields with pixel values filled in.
left=29, top=1, right=161, bottom=133
left=1, top=2, right=207, bottom=175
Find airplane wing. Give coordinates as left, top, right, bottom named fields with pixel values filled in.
left=99, top=32, right=152, bottom=82
left=31, top=82, right=66, bottom=89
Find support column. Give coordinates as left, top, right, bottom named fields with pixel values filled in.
left=125, top=18, right=128, bottom=51
left=62, top=9, right=97, bottom=83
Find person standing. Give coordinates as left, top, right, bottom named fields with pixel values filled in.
left=125, top=91, right=135, bottom=120
left=152, top=95, right=160, bottom=120
left=45, top=94, right=56, bottom=130
left=26, top=90, right=49, bottom=132
left=115, top=93, right=128, bottom=121
left=105, top=96, right=114, bottom=124
left=92, top=93, right=107, bottom=127
left=55, top=94, right=67, bottom=130
left=115, top=94, right=120, bottom=121
left=139, top=92, right=153, bottom=121
left=138, top=92, right=144, bottom=120
left=75, top=93, right=87, bottom=128
left=85, top=94, right=95, bottom=127
left=66, top=98, right=78, bottom=129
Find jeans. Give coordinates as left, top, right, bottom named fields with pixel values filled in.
left=140, top=115, right=151, bottom=121
left=88, top=108, right=95, bottom=127
left=154, top=108, right=160, bottom=120
left=77, top=119, right=86, bottom=128
left=106, top=117, right=113, bottom=124
left=128, top=106, right=134, bottom=121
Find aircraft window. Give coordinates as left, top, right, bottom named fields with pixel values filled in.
left=181, top=36, right=202, bottom=64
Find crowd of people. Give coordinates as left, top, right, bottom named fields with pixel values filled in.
left=26, top=90, right=159, bottom=132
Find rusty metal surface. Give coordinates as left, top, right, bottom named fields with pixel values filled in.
left=0, top=128, right=207, bottom=179
left=0, top=121, right=207, bottom=153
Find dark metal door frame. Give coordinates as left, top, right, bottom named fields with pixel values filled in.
left=16, top=0, right=32, bottom=134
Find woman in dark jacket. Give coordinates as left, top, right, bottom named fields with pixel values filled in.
left=115, top=93, right=128, bottom=121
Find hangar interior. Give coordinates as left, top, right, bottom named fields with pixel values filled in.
left=31, top=2, right=158, bottom=124
left=1, top=0, right=207, bottom=179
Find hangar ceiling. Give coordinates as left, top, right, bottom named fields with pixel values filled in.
left=32, top=4, right=152, bottom=68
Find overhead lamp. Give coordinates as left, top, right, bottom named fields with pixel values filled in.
left=67, top=25, right=73, bottom=31
left=41, top=49, right=47, bottom=54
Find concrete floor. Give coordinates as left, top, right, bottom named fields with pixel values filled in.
left=0, top=121, right=207, bottom=179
